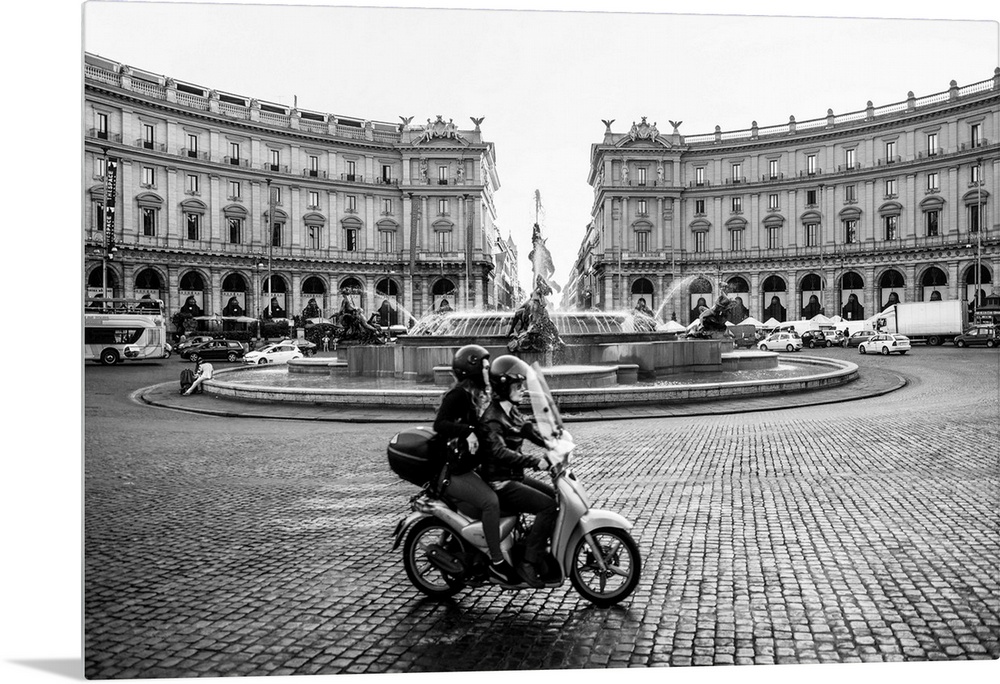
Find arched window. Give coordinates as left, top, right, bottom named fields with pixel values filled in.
left=800, top=273, right=825, bottom=318
left=630, top=277, right=654, bottom=311
left=134, top=268, right=163, bottom=290
left=688, top=277, right=713, bottom=323
left=879, top=269, right=905, bottom=310
left=761, top=275, right=788, bottom=323
left=840, top=271, right=865, bottom=321
left=339, top=277, right=365, bottom=310
left=376, top=278, right=401, bottom=325
left=432, top=278, right=456, bottom=312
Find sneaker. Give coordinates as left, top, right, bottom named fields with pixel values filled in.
left=517, top=561, right=545, bottom=588
left=488, top=560, right=518, bottom=584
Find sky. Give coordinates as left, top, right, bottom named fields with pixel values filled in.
left=3, top=3, right=999, bottom=684
left=79, top=1, right=999, bottom=297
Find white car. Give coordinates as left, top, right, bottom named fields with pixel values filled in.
left=757, top=332, right=803, bottom=352
left=243, top=343, right=304, bottom=365
left=859, top=333, right=911, bottom=356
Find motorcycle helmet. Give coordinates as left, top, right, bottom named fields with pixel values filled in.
left=489, top=355, right=531, bottom=401
left=452, top=344, right=491, bottom=387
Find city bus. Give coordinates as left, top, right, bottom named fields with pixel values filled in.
left=84, top=297, right=168, bottom=365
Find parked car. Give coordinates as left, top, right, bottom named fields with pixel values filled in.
left=176, top=335, right=215, bottom=353
left=243, top=343, right=304, bottom=365
left=282, top=338, right=317, bottom=356
left=859, top=333, right=911, bottom=355
left=757, top=332, right=803, bottom=352
left=845, top=330, right=879, bottom=348
left=953, top=325, right=999, bottom=348
left=822, top=330, right=848, bottom=347
left=800, top=330, right=831, bottom=348
left=183, top=339, right=247, bottom=362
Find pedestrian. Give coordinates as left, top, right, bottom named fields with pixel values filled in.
left=477, top=355, right=557, bottom=587
left=322, top=334, right=330, bottom=352
left=432, top=345, right=518, bottom=585
left=184, top=358, right=214, bottom=395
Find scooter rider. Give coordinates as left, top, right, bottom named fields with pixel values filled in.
left=478, top=355, right=558, bottom=588
left=432, top=344, right=519, bottom=584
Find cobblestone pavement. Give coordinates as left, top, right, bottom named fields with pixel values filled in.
left=83, top=346, right=1000, bottom=678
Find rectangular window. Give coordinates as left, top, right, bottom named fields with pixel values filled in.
left=731, top=163, right=742, bottom=182
left=269, top=149, right=281, bottom=171
left=346, top=194, right=356, bottom=212
left=927, top=172, right=939, bottom=191
left=885, top=179, right=897, bottom=197
left=382, top=198, right=393, bottom=214
left=768, top=193, right=779, bottom=210
left=308, top=226, right=320, bottom=250
left=694, top=232, right=706, bottom=252
left=971, top=164, right=981, bottom=184
left=228, top=217, right=242, bottom=244
left=884, top=215, right=898, bottom=240
left=187, top=134, right=198, bottom=157
left=767, top=227, right=780, bottom=249
left=807, top=154, right=817, bottom=174
left=186, top=174, right=199, bottom=194
left=731, top=197, right=742, bottom=213
left=309, top=155, right=319, bottom=174
left=730, top=230, right=743, bottom=251
left=695, top=199, right=705, bottom=214
left=271, top=222, right=282, bottom=247
left=970, top=205, right=983, bottom=233
left=635, top=231, right=649, bottom=252
left=844, top=184, right=857, bottom=202
left=438, top=198, right=448, bottom=215
left=143, top=123, right=154, bottom=148
left=806, top=189, right=818, bottom=205
left=439, top=166, right=448, bottom=184
left=346, top=160, right=356, bottom=180
left=436, top=230, right=451, bottom=252
left=637, top=167, right=647, bottom=186
left=229, top=181, right=241, bottom=199
left=382, top=164, right=392, bottom=182
left=229, top=142, right=240, bottom=163
left=345, top=228, right=358, bottom=251
left=95, top=156, right=106, bottom=179
left=308, top=191, right=320, bottom=208
left=805, top=223, right=818, bottom=247
left=885, top=140, right=896, bottom=161
left=142, top=166, right=154, bottom=186
left=97, top=112, right=108, bottom=138
left=142, top=208, right=156, bottom=237
left=696, top=167, right=705, bottom=185
left=926, top=210, right=939, bottom=237
left=927, top=132, right=938, bottom=155
left=380, top=230, right=395, bottom=252
left=186, top=213, right=200, bottom=240
left=270, top=187, right=280, bottom=205
left=637, top=199, right=647, bottom=215
left=971, top=123, right=982, bottom=147
left=845, top=148, right=855, bottom=168
left=768, top=159, right=778, bottom=179
left=844, top=219, right=857, bottom=244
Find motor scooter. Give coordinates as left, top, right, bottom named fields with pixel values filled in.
left=389, top=364, right=641, bottom=608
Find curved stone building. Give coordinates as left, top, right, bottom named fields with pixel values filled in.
left=566, top=71, right=999, bottom=325
left=83, top=53, right=510, bottom=325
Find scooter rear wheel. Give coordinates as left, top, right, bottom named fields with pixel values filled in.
left=569, top=527, right=641, bottom=608
left=402, top=518, right=467, bottom=599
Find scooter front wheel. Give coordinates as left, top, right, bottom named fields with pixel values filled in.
left=570, top=527, right=641, bottom=608
left=402, top=517, right=467, bottom=599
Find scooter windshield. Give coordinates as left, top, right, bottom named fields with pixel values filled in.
left=524, top=362, right=564, bottom=438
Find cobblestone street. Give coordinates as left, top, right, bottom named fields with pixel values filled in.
left=82, top=346, right=999, bottom=679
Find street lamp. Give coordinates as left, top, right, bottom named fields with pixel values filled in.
left=265, top=178, right=275, bottom=316
left=974, top=156, right=983, bottom=321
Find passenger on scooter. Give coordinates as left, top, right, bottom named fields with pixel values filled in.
left=432, top=344, right=518, bottom=585
left=478, top=355, right=558, bottom=588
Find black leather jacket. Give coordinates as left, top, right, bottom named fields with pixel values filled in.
left=476, top=400, right=548, bottom=483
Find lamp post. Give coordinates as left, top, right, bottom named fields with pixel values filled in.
left=974, top=156, right=983, bottom=321
left=265, top=178, right=274, bottom=317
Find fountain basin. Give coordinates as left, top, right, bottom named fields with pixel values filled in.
left=432, top=363, right=628, bottom=389
left=287, top=357, right=348, bottom=374
left=203, top=354, right=857, bottom=412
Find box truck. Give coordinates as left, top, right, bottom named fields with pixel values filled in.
left=873, top=300, right=966, bottom=345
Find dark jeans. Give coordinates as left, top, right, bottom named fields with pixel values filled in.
left=444, top=471, right=503, bottom=562
left=493, top=476, right=557, bottom=564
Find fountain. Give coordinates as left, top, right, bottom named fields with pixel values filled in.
left=200, top=197, right=859, bottom=411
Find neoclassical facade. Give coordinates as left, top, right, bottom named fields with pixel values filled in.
left=83, top=53, right=514, bottom=325
left=565, top=71, right=999, bottom=325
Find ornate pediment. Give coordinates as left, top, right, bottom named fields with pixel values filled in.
left=615, top=116, right=671, bottom=148
left=413, top=115, right=469, bottom=145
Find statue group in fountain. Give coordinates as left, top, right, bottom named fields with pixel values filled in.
left=685, top=291, right=736, bottom=341
left=507, top=277, right=565, bottom=354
